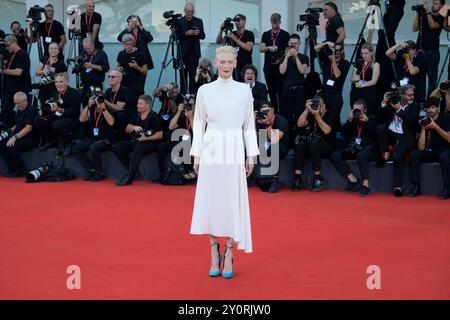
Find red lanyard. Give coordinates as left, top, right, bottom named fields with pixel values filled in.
left=85, top=53, right=95, bottom=63
left=270, top=115, right=276, bottom=127
left=186, top=117, right=191, bottom=131
left=165, top=99, right=172, bottom=114
left=93, top=109, right=102, bottom=128
left=356, top=123, right=363, bottom=138
left=133, top=31, right=139, bottom=47
left=45, top=21, right=54, bottom=37
left=85, top=13, right=93, bottom=33
left=361, top=62, right=372, bottom=81
left=46, top=57, right=57, bottom=66
left=7, top=50, right=20, bottom=69
left=235, top=30, right=245, bottom=42
left=271, top=30, right=280, bottom=47
left=58, top=92, right=64, bottom=100
left=111, top=86, right=120, bottom=104
left=312, top=120, right=318, bottom=133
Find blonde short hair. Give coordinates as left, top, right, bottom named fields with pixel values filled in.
left=215, top=46, right=237, bottom=59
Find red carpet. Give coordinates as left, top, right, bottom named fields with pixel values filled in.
left=0, top=177, right=449, bottom=300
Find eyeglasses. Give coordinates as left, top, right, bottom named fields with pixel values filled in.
left=108, top=75, right=117, bottom=78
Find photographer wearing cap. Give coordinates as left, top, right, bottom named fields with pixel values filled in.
left=323, top=2, right=346, bottom=45
left=0, top=92, right=38, bottom=177
left=330, top=99, right=378, bottom=197
left=314, top=41, right=350, bottom=128
left=254, top=101, right=288, bottom=193
left=430, top=80, right=450, bottom=114
left=217, top=14, right=254, bottom=81
left=376, top=84, right=420, bottom=196
left=34, top=73, right=81, bottom=156
left=242, top=64, right=268, bottom=110
left=260, top=13, right=290, bottom=113
left=386, top=40, right=427, bottom=103
left=412, top=0, right=445, bottom=95
left=10, top=21, right=31, bottom=52
left=72, top=87, right=116, bottom=182
left=81, top=0, right=103, bottom=50
left=33, top=4, right=66, bottom=58
left=112, top=95, right=163, bottom=186
left=293, top=96, right=335, bottom=192
left=409, top=96, right=450, bottom=199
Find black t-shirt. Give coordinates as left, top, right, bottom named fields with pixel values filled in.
left=395, top=51, right=427, bottom=101
left=39, top=57, right=68, bottom=93
left=129, top=110, right=164, bottom=134
left=5, top=49, right=31, bottom=93
left=257, top=114, right=289, bottom=155
left=388, top=0, right=406, bottom=6
left=341, top=117, right=377, bottom=149
left=319, top=54, right=350, bottom=94
left=261, top=29, right=290, bottom=69
left=429, top=113, right=450, bottom=150
left=304, top=111, right=336, bottom=145
left=38, top=20, right=65, bottom=55
left=326, top=15, right=344, bottom=44
left=16, top=35, right=28, bottom=52
left=81, top=12, right=102, bottom=47
left=280, top=53, right=309, bottom=87
left=80, top=50, right=110, bottom=84
left=14, top=105, right=38, bottom=134
left=117, top=50, right=146, bottom=87
left=87, top=107, right=115, bottom=141
left=231, top=30, right=255, bottom=69
left=417, top=14, right=444, bottom=50
left=49, top=87, right=81, bottom=121
left=104, top=85, right=130, bottom=111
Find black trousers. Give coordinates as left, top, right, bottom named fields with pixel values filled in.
left=423, top=49, right=440, bottom=96
left=280, top=85, right=305, bottom=126
left=156, top=140, right=193, bottom=174
left=294, top=141, right=334, bottom=172
left=384, top=3, right=405, bottom=47
left=34, top=116, right=79, bottom=151
left=181, top=55, right=199, bottom=94
left=255, top=144, right=288, bottom=180
left=72, top=139, right=112, bottom=173
left=123, top=81, right=144, bottom=116
left=112, top=140, right=159, bottom=174
left=115, top=110, right=131, bottom=141
left=321, top=91, right=343, bottom=129
left=263, top=65, right=283, bottom=114
left=411, top=149, right=450, bottom=188
left=330, top=147, right=377, bottom=181
left=0, top=136, right=34, bottom=173
left=377, top=126, right=412, bottom=188
left=1, top=91, right=17, bottom=127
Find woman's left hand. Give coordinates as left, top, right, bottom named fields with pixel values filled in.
left=246, top=157, right=254, bottom=177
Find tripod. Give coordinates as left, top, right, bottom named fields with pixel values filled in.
left=302, top=21, right=323, bottom=99
left=66, top=29, right=83, bottom=90
left=27, top=28, right=44, bottom=62
left=0, top=53, right=5, bottom=120
left=437, top=44, right=450, bottom=84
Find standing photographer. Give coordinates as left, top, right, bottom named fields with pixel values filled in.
left=242, top=64, right=268, bottom=110
left=412, top=0, right=445, bottom=95
left=430, top=80, right=450, bottom=114
left=260, top=13, right=290, bottom=113
left=81, top=0, right=103, bottom=50
left=409, top=97, right=450, bottom=199
left=194, top=58, right=215, bottom=94
left=216, top=14, right=254, bottom=81
left=380, top=0, right=406, bottom=47
left=10, top=21, right=31, bottom=52
left=323, top=2, right=346, bottom=45
left=35, top=4, right=66, bottom=58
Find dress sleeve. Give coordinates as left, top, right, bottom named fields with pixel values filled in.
left=190, top=87, right=207, bottom=158
left=243, top=87, right=260, bottom=157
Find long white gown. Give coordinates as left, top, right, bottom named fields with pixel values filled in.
left=190, top=76, right=260, bottom=253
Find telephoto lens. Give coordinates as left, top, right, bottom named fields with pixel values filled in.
left=310, top=98, right=320, bottom=111
left=25, top=163, right=52, bottom=183
left=0, top=130, right=11, bottom=142
left=144, top=130, right=154, bottom=137
left=352, top=109, right=362, bottom=119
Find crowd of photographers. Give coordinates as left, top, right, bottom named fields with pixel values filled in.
left=0, top=1, right=449, bottom=199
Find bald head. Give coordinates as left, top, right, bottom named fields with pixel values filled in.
left=82, top=38, right=94, bottom=54
left=184, top=2, right=195, bottom=20
left=85, top=0, right=95, bottom=14
left=109, top=70, right=122, bottom=87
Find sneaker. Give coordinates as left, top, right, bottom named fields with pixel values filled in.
left=408, top=185, right=421, bottom=197
left=394, top=188, right=403, bottom=197
left=345, top=178, right=361, bottom=192
left=116, top=173, right=133, bottom=186
left=359, top=185, right=371, bottom=197
left=292, top=174, right=301, bottom=192
left=439, top=187, right=449, bottom=200
left=311, top=176, right=324, bottom=192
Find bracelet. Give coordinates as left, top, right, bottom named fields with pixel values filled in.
left=14, top=134, right=19, bottom=140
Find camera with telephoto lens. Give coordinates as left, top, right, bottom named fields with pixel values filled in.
left=440, top=81, right=449, bottom=91
left=68, top=55, right=85, bottom=74
left=183, top=94, right=194, bottom=112
left=412, top=4, right=426, bottom=14
left=299, top=7, right=322, bottom=25
left=0, top=129, right=12, bottom=142
left=223, top=17, right=239, bottom=32
left=321, top=44, right=333, bottom=56
left=397, top=45, right=411, bottom=57
left=310, top=98, right=320, bottom=111
left=132, top=129, right=154, bottom=140
left=164, top=10, right=182, bottom=29
left=352, top=109, right=362, bottom=119
left=26, top=5, right=45, bottom=23
left=43, top=98, right=59, bottom=112
left=352, top=59, right=363, bottom=71
left=25, top=162, right=53, bottom=183
left=387, top=90, right=400, bottom=105
left=89, top=86, right=105, bottom=104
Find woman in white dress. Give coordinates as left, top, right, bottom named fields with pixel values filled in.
left=190, top=46, right=260, bottom=279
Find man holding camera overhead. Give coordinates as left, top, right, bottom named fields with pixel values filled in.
left=412, top=0, right=445, bottom=95
left=216, top=14, right=255, bottom=81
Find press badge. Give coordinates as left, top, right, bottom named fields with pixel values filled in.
left=85, top=68, right=92, bottom=73
left=182, top=134, right=190, bottom=141
left=326, top=79, right=335, bottom=86
left=45, top=37, right=52, bottom=43
left=358, top=80, right=366, bottom=86
left=163, top=114, right=170, bottom=121
left=264, top=141, right=271, bottom=150
left=93, top=128, right=99, bottom=136
left=235, top=47, right=240, bottom=52
left=355, top=138, right=362, bottom=145
left=400, top=78, right=409, bottom=86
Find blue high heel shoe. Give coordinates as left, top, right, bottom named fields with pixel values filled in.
left=222, top=245, right=234, bottom=279
left=209, top=242, right=222, bottom=277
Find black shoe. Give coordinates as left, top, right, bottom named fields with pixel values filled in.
left=311, top=176, right=324, bottom=192
left=39, top=140, right=56, bottom=151
left=3, top=171, right=25, bottom=178
left=268, top=180, right=280, bottom=193
left=84, top=170, right=97, bottom=181
left=63, top=144, right=72, bottom=156
left=359, top=185, right=371, bottom=197
left=439, top=188, right=449, bottom=200
left=292, top=174, right=301, bottom=192
left=394, top=188, right=403, bottom=197
left=116, top=173, right=133, bottom=186
left=91, top=172, right=105, bottom=182
left=408, top=185, right=421, bottom=197
left=345, top=178, right=361, bottom=193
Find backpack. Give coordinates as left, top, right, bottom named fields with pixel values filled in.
left=159, top=156, right=186, bottom=186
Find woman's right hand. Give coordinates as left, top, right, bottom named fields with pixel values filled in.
left=193, top=157, right=200, bottom=175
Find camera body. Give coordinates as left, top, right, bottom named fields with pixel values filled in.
left=26, top=5, right=45, bottom=23
left=25, top=162, right=52, bottom=183
left=346, top=140, right=364, bottom=154
left=68, top=56, right=85, bottom=74
left=352, top=109, right=362, bottom=119
left=89, top=86, right=105, bottom=104
left=321, top=44, right=333, bottom=56
left=132, top=129, right=154, bottom=140
left=440, top=81, right=449, bottom=91
left=397, top=46, right=411, bottom=57
left=419, top=107, right=432, bottom=127
left=164, top=11, right=182, bottom=30
left=352, top=59, right=363, bottom=72
left=223, top=17, right=239, bottom=32
left=299, top=8, right=322, bottom=26
left=183, top=94, right=194, bottom=112
left=0, top=129, right=11, bottom=142
left=412, top=4, right=426, bottom=14
left=387, top=90, right=401, bottom=105
left=43, top=98, right=63, bottom=115
left=256, top=110, right=268, bottom=121
left=310, top=98, right=320, bottom=111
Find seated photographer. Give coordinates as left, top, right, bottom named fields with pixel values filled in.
left=430, top=80, right=450, bottom=114
left=72, top=91, right=116, bottom=182
left=216, top=14, right=255, bottom=81
left=409, top=97, right=450, bottom=199
left=242, top=64, right=268, bottom=110
left=153, top=82, right=184, bottom=138
left=293, top=96, right=336, bottom=192
left=79, top=38, right=110, bottom=106
left=376, top=84, right=420, bottom=197
left=386, top=40, right=426, bottom=103
left=0, top=92, right=38, bottom=177
left=34, top=73, right=81, bottom=156
left=314, top=41, right=350, bottom=128
left=254, top=101, right=289, bottom=193
left=103, top=70, right=130, bottom=140
left=194, top=58, right=216, bottom=94
left=117, top=33, right=148, bottom=114
left=10, top=21, right=31, bottom=52
left=112, top=95, right=163, bottom=186
left=350, top=44, right=380, bottom=116
left=330, top=99, right=378, bottom=197
left=323, top=2, right=346, bottom=45
left=35, top=42, right=68, bottom=107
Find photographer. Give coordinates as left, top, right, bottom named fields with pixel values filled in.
left=254, top=101, right=289, bottom=193
left=0, top=35, right=31, bottom=127
left=430, top=80, right=450, bottom=114
left=72, top=88, right=116, bottom=182
left=81, top=0, right=103, bottom=50
left=103, top=70, right=130, bottom=140
left=194, top=58, right=215, bottom=94
left=242, top=64, right=268, bottom=110
left=412, top=0, right=445, bottom=94
left=34, top=73, right=81, bottom=155
left=386, top=40, right=427, bottom=103
left=293, top=96, right=335, bottom=192
left=314, top=41, right=350, bottom=127
left=378, top=0, right=406, bottom=47
left=35, top=42, right=68, bottom=107
left=79, top=38, right=110, bottom=106
left=376, top=84, right=420, bottom=196
left=34, top=4, right=66, bottom=58
left=216, top=14, right=254, bottom=81
left=117, top=15, right=154, bottom=77
left=323, top=2, right=346, bottom=45
left=177, top=2, right=206, bottom=94
left=153, top=82, right=184, bottom=137
left=10, top=21, right=31, bottom=52
left=350, top=44, right=380, bottom=116
left=112, top=95, right=163, bottom=186
left=260, top=13, right=290, bottom=113
left=116, top=34, right=147, bottom=114
left=330, top=99, right=378, bottom=197
left=0, top=92, right=38, bottom=177
left=409, top=97, right=450, bottom=199
left=279, top=34, right=309, bottom=142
